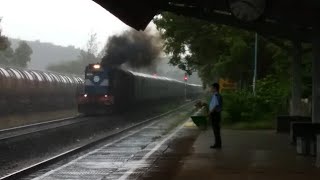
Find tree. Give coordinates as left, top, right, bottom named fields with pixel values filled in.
left=0, top=39, right=14, bottom=66
left=79, top=33, right=99, bottom=64
left=1, top=19, right=33, bottom=67
left=86, top=33, right=98, bottom=56
left=11, top=41, right=33, bottom=68
left=0, top=18, right=6, bottom=50
left=0, top=43, right=13, bottom=66
left=0, top=18, right=13, bottom=65
left=154, top=12, right=283, bottom=86
left=0, top=18, right=7, bottom=50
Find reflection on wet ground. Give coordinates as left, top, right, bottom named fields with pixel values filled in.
left=22, top=110, right=192, bottom=180
left=143, top=127, right=320, bottom=180
left=16, top=118, right=320, bottom=180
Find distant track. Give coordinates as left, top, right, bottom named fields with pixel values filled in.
left=0, top=115, right=83, bottom=141
left=0, top=100, right=196, bottom=180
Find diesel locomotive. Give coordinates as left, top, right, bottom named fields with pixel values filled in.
left=77, top=63, right=202, bottom=114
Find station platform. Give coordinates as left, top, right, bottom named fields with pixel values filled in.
left=143, top=121, right=320, bottom=180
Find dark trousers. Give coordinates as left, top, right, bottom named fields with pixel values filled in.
left=210, top=112, right=221, bottom=146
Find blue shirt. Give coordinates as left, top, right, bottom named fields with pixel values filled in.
left=209, top=93, right=219, bottom=112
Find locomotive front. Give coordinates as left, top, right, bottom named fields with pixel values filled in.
left=77, top=64, right=114, bottom=114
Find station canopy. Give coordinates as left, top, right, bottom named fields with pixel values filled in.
left=93, top=0, right=320, bottom=42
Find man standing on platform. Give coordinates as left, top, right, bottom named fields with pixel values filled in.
left=209, top=83, right=223, bottom=149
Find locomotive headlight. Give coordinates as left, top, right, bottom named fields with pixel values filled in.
left=93, top=64, right=101, bottom=69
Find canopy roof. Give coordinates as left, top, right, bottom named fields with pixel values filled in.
left=94, top=0, right=320, bottom=42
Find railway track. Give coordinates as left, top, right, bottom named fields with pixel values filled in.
left=0, top=115, right=84, bottom=141
left=0, top=100, right=196, bottom=180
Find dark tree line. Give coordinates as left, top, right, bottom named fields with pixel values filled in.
left=0, top=18, right=33, bottom=68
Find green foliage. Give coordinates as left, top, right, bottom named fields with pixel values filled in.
left=154, top=12, right=313, bottom=128
left=0, top=18, right=7, bottom=50
left=222, top=75, right=289, bottom=125
left=1, top=20, right=33, bottom=68
left=154, top=13, right=291, bottom=87
left=154, top=13, right=254, bottom=83
left=0, top=45, right=14, bottom=65
left=0, top=31, right=13, bottom=65
left=0, top=40, right=33, bottom=68
left=11, top=41, right=33, bottom=68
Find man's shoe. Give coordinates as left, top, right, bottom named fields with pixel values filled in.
left=210, top=145, right=222, bottom=149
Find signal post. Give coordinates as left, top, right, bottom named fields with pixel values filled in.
left=184, top=73, right=188, bottom=101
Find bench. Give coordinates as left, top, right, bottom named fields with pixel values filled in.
left=276, top=116, right=311, bottom=133
left=290, top=122, right=320, bottom=156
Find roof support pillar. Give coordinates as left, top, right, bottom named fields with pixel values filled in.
left=312, top=25, right=320, bottom=122
left=290, top=40, right=302, bottom=116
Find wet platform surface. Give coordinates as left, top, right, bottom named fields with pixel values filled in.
left=21, top=117, right=320, bottom=180
left=142, top=123, right=320, bottom=180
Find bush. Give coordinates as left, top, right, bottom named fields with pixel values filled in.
left=221, top=75, right=289, bottom=126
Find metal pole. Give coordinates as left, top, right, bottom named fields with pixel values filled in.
left=253, top=32, right=258, bottom=96
left=184, top=81, right=187, bottom=101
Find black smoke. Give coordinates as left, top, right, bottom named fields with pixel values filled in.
left=101, top=30, right=161, bottom=72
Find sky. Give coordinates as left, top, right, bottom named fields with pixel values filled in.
left=0, top=0, right=156, bottom=50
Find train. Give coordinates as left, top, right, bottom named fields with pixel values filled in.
left=77, top=63, right=203, bottom=114
left=0, top=66, right=84, bottom=115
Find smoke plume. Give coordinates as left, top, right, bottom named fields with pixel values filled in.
left=101, top=30, right=162, bottom=72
